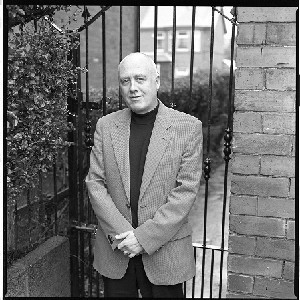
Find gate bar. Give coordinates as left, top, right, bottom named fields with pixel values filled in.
left=201, top=7, right=215, bottom=298
left=68, top=37, right=79, bottom=295
left=154, top=6, right=158, bottom=64
left=119, top=6, right=123, bottom=110
left=171, top=6, right=176, bottom=108
left=209, top=249, right=215, bottom=298
left=102, top=9, right=107, bottom=116
left=188, top=6, right=196, bottom=114
left=136, top=6, right=140, bottom=52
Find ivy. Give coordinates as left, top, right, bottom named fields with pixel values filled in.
left=7, top=14, right=80, bottom=205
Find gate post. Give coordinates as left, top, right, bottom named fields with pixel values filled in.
left=227, top=7, right=297, bottom=299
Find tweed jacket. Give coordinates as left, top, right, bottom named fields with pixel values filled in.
left=86, top=100, right=203, bottom=285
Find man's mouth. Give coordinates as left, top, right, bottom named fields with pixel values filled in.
left=130, top=96, right=141, bottom=100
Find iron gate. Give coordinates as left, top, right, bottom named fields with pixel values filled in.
left=67, top=6, right=237, bottom=298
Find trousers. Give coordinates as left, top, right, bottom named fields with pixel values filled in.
left=102, top=255, right=183, bottom=298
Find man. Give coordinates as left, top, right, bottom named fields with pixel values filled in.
left=86, top=52, right=203, bottom=298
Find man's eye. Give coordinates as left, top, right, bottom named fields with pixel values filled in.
left=137, top=77, right=145, bottom=82
left=121, top=79, right=129, bottom=84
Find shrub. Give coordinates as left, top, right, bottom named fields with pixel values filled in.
left=7, top=15, right=80, bottom=205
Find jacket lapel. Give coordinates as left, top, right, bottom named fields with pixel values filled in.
left=139, top=102, right=172, bottom=201
left=110, top=109, right=131, bottom=202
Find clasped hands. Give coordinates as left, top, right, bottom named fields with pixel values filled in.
left=115, top=231, right=144, bottom=258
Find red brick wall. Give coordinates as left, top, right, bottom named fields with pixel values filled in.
left=227, top=7, right=297, bottom=299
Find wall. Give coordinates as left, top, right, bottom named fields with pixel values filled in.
left=227, top=7, right=297, bottom=299
left=6, top=236, right=70, bottom=297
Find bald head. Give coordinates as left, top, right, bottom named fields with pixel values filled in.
left=118, top=52, right=158, bottom=79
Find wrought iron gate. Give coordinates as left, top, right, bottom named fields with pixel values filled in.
left=67, top=6, right=237, bottom=298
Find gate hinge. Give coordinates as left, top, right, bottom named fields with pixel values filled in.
left=71, top=220, right=98, bottom=235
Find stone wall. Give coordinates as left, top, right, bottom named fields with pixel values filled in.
left=6, top=236, right=70, bottom=297
left=227, top=7, right=297, bottom=299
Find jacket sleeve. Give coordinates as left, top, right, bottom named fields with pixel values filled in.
left=134, top=120, right=203, bottom=255
left=85, top=118, right=134, bottom=250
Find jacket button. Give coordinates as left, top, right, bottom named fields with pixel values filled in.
left=126, top=203, right=131, bottom=208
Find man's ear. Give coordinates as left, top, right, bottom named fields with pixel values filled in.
left=156, top=74, right=160, bottom=90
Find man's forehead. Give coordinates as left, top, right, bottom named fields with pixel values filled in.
left=119, top=60, right=155, bottom=77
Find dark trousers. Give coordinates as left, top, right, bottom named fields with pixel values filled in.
left=102, top=255, right=183, bottom=298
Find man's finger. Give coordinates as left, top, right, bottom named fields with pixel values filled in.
left=115, top=231, right=132, bottom=240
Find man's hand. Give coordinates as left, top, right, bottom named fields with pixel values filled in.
left=115, top=231, right=144, bottom=258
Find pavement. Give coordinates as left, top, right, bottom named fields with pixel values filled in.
left=186, top=161, right=231, bottom=298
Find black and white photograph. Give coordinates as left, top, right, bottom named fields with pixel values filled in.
left=2, top=4, right=298, bottom=298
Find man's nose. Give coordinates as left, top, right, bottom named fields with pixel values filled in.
left=129, top=80, right=137, bottom=92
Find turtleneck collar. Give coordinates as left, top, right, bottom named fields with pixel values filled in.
left=131, top=101, right=159, bottom=125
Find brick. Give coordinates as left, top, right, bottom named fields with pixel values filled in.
left=283, top=261, right=295, bottom=280
left=263, top=113, right=296, bottom=135
left=228, top=234, right=256, bottom=255
left=253, top=277, right=296, bottom=299
left=236, top=47, right=295, bottom=68
left=237, top=24, right=266, bottom=45
left=235, top=91, right=295, bottom=112
left=233, top=112, right=262, bottom=133
left=228, top=274, right=254, bottom=293
left=256, top=237, right=295, bottom=261
left=235, top=68, right=264, bottom=90
left=233, top=133, right=291, bottom=156
left=231, top=175, right=289, bottom=197
left=258, top=197, right=295, bottom=218
left=289, top=178, right=295, bottom=198
left=266, top=23, right=296, bottom=46
left=232, top=154, right=260, bottom=175
left=287, top=221, right=295, bottom=240
left=229, top=215, right=285, bottom=238
left=237, top=7, right=297, bottom=23
left=266, top=69, right=296, bottom=91
left=228, top=254, right=282, bottom=277
left=230, top=195, right=257, bottom=215
left=260, top=156, right=295, bottom=177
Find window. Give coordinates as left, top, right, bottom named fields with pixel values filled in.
left=168, top=30, right=189, bottom=52
left=177, top=31, right=189, bottom=51
left=152, top=31, right=165, bottom=52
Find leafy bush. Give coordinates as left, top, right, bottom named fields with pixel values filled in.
left=7, top=16, right=79, bottom=205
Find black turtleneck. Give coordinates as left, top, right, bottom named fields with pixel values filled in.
left=129, top=101, right=159, bottom=228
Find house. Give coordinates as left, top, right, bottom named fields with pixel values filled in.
left=140, top=6, right=227, bottom=81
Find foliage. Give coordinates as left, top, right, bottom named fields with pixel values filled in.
left=7, top=5, right=73, bottom=29
left=7, top=14, right=80, bottom=205
left=158, top=70, right=231, bottom=126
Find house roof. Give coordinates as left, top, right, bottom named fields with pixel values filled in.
left=141, top=6, right=226, bottom=33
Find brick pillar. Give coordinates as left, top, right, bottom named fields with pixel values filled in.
left=227, top=7, right=297, bottom=299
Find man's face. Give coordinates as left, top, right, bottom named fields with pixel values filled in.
left=118, top=53, right=160, bottom=114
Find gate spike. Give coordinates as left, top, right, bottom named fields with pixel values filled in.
left=82, top=6, right=91, bottom=19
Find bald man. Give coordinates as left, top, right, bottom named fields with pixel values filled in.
left=86, top=52, right=203, bottom=298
